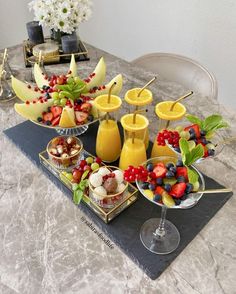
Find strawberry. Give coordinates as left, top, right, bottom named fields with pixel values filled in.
left=43, top=112, right=53, bottom=122
left=153, top=163, right=167, bottom=178
left=184, top=124, right=201, bottom=138
left=176, top=167, right=188, bottom=180
left=80, top=102, right=92, bottom=112
left=170, top=183, right=186, bottom=198
left=75, top=111, right=88, bottom=123
left=51, top=106, right=62, bottom=118
left=155, top=186, right=165, bottom=196
left=52, top=116, right=60, bottom=126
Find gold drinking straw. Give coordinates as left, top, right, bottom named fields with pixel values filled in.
left=137, top=76, right=156, bottom=97
left=107, top=82, right=116, bottom=103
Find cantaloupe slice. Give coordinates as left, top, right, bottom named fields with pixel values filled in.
left=84, top=57, right=106, bottom=91
left=11, top=76, right=42, bottom=102
left=69, top=54, right=77, bottom=77
left=83, top=74, right=123, bottom=98
left=59, top=106, right=76, bottom=127
left=14, top=99, right=54, bottom=121
left=33, top=63, right=49, bottom=88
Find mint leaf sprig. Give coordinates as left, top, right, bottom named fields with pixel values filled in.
left=56, top=77, right=86, bottom=100
left=72, top=170, right=90, bottom=205
left=186, top=114, right=229, bottom=137
left=179, top=138, right=204, bottom=184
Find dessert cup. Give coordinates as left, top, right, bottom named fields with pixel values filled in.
left=136, top=156, right=205, bottom=255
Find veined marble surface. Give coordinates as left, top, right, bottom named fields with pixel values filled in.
left=0, top=44, right=236, bottom=294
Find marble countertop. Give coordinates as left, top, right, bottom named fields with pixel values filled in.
left=0, top=44, right=236, bottom=294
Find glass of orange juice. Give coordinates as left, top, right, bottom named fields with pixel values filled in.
left=94, top=94, right=122, bottom=162
left=124, top=88, right=153, bottom=150
left=119, top=113, right=149, bottom=170
left=151, top=101, right=186, bottom=158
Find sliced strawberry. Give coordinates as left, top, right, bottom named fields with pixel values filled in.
left=52, top=116, right=60, bottom=126
left=75, top=111, right=88, bottom=123
left=184, top=124, right=201, bottom=138
left=51, top=106, right=62, bottom=118
left=43, top=112, right=53, bottom=122
left=153, top=163, right=167, bottom=178
left=176, top=166, right=188, bottom=180
left=155, top=186, right=165, bottom=196
left=80, top=102, right=92, bottom=112
left=170, top=183, right=186, bottom=198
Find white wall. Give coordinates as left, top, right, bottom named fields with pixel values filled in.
left=0, top=0, right=236, bottom=109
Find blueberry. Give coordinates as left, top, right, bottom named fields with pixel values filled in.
left=42, top=85, right=47, bottom=90
left=156, top=178, right=163, bottom=185
left=46, top=86, right=50, bottom=90
left=147, top=163, right=154, bottom=172
left=169, top=166, right=176, bottom=174
left=75, top=98, right=83, bottom=105
left=164, top=183, right=171, bottom=192
left=208, top=149, right=215, bottom=156
left=37, top=117, right=42, bottom=122
left=141, top=182, right=149, bottom=189
left=166, top=163, right=174, bottom=169
left=174, top=198, right=181, bottom=206
left=190, top=132, right=196, bottom=140
left=45, top=92, right=50, bottom=99
left=174, top=147, right=181, bottom=153
left=201, top=137, right=207, bottom=145
left=47, top=107, right=51, bottom=112
left=87, top=115, right=94, bottom=122
left=46, top=120, right=51, bottom=125
left=180, top=194, right=188, bottom=201
left=176, top=159, right=183, bottom=167
left=200, top=130, right=206, bottom=136
left=153, top=194, right=161, bottom=202
left=185, top=183, right=193, bottom=193
left=189, top=128, right=195, bottom=134
left=148, top=183, right=156, bottom=191
left=177, top=176, right=186, bottom=183
left=166, top=171, right=175, bottom=178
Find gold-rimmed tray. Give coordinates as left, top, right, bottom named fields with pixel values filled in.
left=39, top=149, right=138, bottom=223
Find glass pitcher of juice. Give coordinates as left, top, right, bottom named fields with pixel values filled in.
left=94, top=94, right=122, bottom=162
left=119, top=113, right=149, bottom=170
left=151, top=101, right=186, bottom=158
left=124, top=88, right=153, bottom=150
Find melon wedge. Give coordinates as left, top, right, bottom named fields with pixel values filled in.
left=84, top=57, right=106, bottom=91
left=59, top=106, right=76, bottom=127
left=14, top=99, right=54, bottom=121
left=34, top=63, right=49, bottom=88
left=82, top=74, right=123, bottom=98
left=11, top=76, right=42, bottom=102
left=69, top=54, right=77, bottom=77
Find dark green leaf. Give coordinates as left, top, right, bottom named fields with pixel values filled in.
left=188, top=144, right=204, bottom=165
left=186, top=114, right=203, bottom=128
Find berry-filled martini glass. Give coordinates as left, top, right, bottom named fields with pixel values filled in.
left=124, top=138, right=206, bottom=254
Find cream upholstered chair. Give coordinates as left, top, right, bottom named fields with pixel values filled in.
left=131, top=53, right=218, bottom=100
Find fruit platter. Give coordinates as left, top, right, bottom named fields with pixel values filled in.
left=13, top=55, right=123, bottom=135
left=156, top=113, right=228, bottom=162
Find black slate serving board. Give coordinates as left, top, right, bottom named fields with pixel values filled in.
left=3, top=121, right=233, bottom=280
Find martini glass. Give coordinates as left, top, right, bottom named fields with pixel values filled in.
left=136, top=156, right=205, bottom=254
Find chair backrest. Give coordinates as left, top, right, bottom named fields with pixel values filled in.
left=131, top=53, right=218, bottom=100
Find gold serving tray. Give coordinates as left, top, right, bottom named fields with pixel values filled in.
left=39, top=149, right=138, bottom=223
left=23, top=37, right=89, bottom=67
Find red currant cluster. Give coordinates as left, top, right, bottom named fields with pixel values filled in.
left=124, top=165, right=148, bottom=182
left=103, top=172, right=115, bottom=181
left=157, top=129, right=180, bottom=148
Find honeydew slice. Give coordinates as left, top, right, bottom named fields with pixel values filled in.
left=69, top=54, right=77, bottom=77
left=84, top=57, right=106, bottom=91
left=33, top=63, right=49, bottom=89
left=11, top=76, right=42, bottom=102
left=59, top=106, right=76, bottom=127
left=83, top=74, right=123, bottom=98
left=14, top=99, right=54, bottom=121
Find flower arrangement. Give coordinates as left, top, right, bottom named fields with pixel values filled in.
left=29, top=0, right=92, bottom=34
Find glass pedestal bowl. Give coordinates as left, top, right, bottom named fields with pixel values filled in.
left=136, top=156, right=205, bottom=255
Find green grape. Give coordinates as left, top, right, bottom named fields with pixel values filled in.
left=85, top=157, right=94, bottom=164
left=51, top=92, right=59, bottom=100
left=54, top=100, right=60, bottom=105
left=180, top=130, right=190, bottom=140
left=91, top=162, right=100, bottom=171
left=206, top=143, right=215, bottom=150
left=175, top=125, right=183, bottom=133
left=60, top=98, right=67, bottom=106
left=65, top=173, right=73, bottom=181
